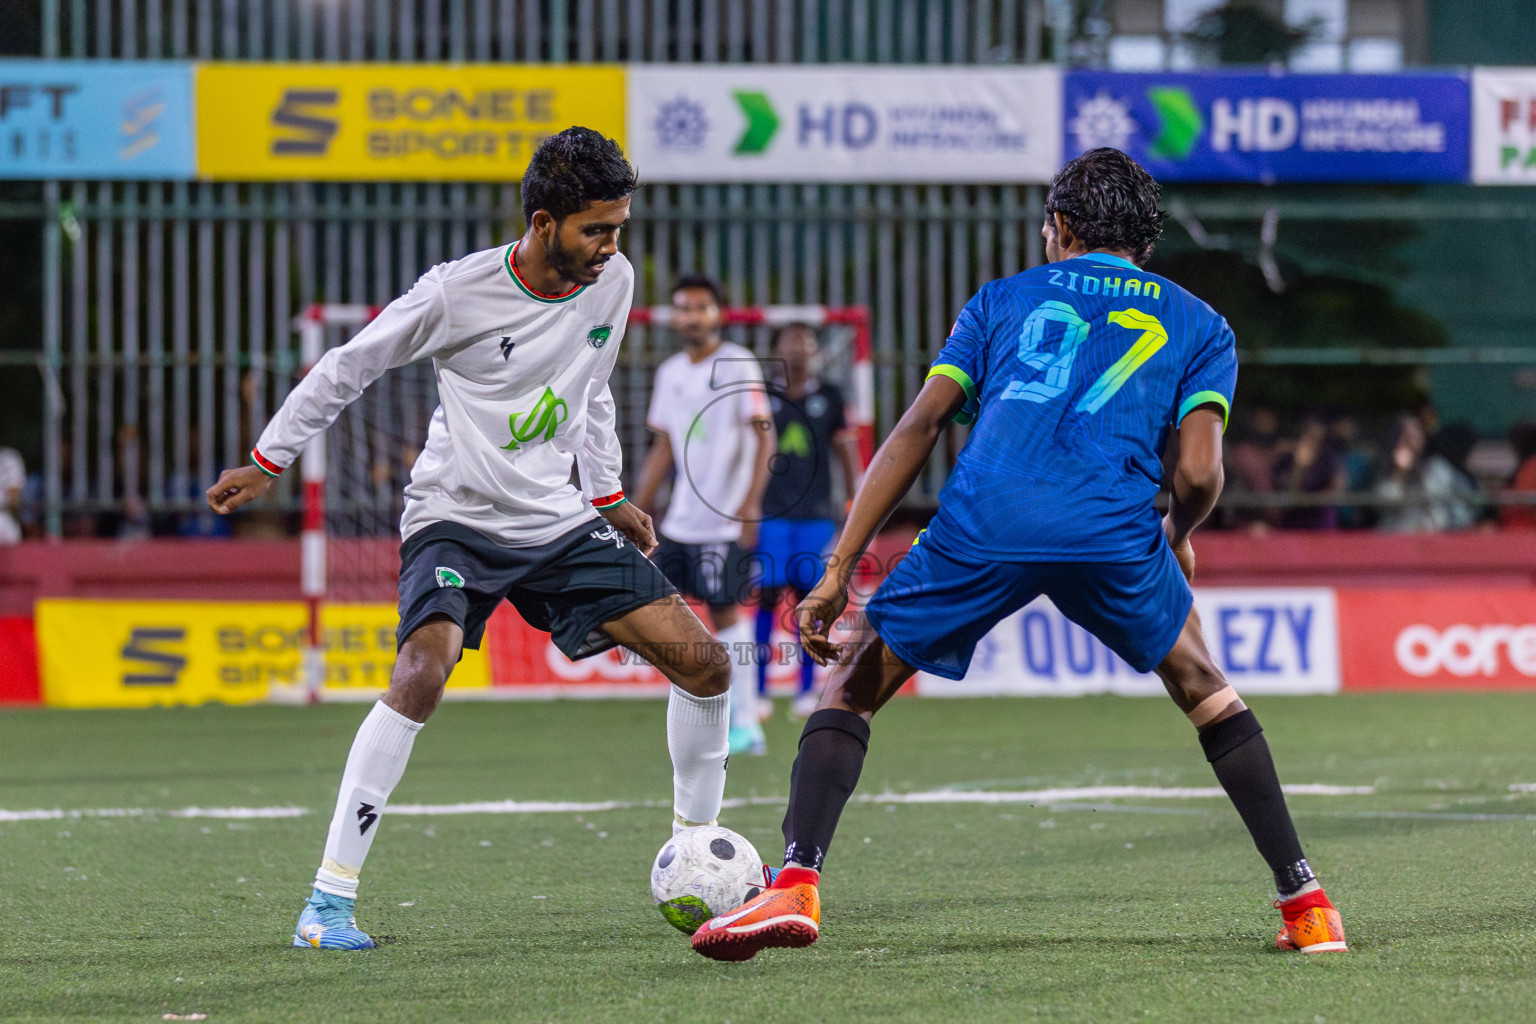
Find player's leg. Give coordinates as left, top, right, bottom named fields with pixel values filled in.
left=693, top=537, right=1022, bottom=961
left=297, top=523, right=506, bottom=949
left=753, top=582, right=781, bottom=703
left=702, top=543, right=767, bottom=755
left=1154, top=612, right=1346, bottom=952
left=296, top=616, right=462, bottom=949
left=786, top=518, right=838, bottom=717
left=600, top=594, right=731, bottom=831
left=1047, top=546, right=1345, bottom=952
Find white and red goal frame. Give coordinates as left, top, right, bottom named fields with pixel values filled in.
left=290, top=301, right=874, bottom=699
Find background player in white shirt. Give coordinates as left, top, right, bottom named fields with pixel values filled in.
left=206, top=129, right=733, bottom=950
left=635, top=275, right=776, bottom=756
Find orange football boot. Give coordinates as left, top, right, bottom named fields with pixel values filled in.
left=1274, top=888, right=1347, bottom=953
left=690, top=866, right=821, bottom=962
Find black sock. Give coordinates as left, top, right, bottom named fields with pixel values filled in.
left=1199, top=709, right=1313, bottom=897
left=781, top=709, right=871, bottom=871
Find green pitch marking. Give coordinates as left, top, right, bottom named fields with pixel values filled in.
left=733, top=91, right=780, bottom=155
left=1147, top=86, right=1203, bottom=160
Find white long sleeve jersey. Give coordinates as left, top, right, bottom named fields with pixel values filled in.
left=254, top=243, right=633, bottom=547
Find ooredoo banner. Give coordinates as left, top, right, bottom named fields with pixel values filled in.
left=1336, top=589, right=1536, bottom=689
left=1471, top=67, right=1536, bottom=184
left=914, top=587, right=1341, bottom=697
left=1065, top=70, right=1469, bottom=183
left=628, top=64, right=1062, bottom=183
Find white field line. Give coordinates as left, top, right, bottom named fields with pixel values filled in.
left=0, top=784, right=1373, bottom=823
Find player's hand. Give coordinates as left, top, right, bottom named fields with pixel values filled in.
left=600, top=501, right=658, bottom=556
left=1163, top=515, right=1196, bottom=582
left=207, top=465, right=274, bottom=515
left=796, top=573, right=849, bottom=667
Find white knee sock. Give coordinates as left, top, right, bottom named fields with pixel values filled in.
left=716, top=619, right=760, bottom=731
left=667, top=684, right=729, bottom=829
left=313, top=701, right=422, bottom=899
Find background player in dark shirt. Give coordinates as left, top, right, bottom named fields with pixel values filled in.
left=755, top=325, right=862, bottom=719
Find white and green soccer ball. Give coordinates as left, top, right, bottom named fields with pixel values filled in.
left=650, top=825, right=765, bottom=935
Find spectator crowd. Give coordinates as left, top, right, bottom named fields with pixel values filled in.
left=1218, top=403, right=1536, bottom=533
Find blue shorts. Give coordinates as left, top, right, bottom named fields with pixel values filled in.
left=864, top=530, right=1192, bottom=679
left=755, top=517, right=837, bottom=595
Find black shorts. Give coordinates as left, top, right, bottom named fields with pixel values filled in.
left=396, top=519, right=677, bottom=661
left=652, top=537, right=756, bottom=610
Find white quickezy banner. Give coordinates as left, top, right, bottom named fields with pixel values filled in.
left=914, top=587, right=1340, bottom=697
left=627, top=64, right=1062, bottom=183
left=1471, top=67, right=1536, bottom=184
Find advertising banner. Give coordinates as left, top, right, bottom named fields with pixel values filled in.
left=196, top=63, right=624, bottom=181
left=914, top=587, right=1340, bottom=697
left=1471, top=67, right=1536, bottom=184
left=1064, top=70, right=1469, bottom=183
left=481, top=600, right=845, bottom=697
left=37, top=600, right=488, bottom=708
left=628, top=64, right=1062, bottom=183
left=0, top=60, right=195, bottom=179
left=1336, top=588, right=1536, bottom=690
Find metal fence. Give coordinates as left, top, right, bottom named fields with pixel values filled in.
left=38, top=0, right=1050, bottom=62
left=26, top=1, right=1060, bottom=537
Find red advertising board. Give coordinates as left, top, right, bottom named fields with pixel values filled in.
left=1337, top=589, right=1536, bottom=690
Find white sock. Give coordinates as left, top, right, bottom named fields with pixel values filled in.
left=716, top=619, right=760, bottom=731
left=313, top=701, right=422, bottom=899
left=667, top=684, right=729, bottom=829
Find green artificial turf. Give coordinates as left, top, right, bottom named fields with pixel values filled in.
left=3, top=694, right=1536, bottom=1023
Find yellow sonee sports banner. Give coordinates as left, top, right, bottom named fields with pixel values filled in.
left=196, top=63, right=625, bottom=181
left=37, top=600, right=489, bottom=708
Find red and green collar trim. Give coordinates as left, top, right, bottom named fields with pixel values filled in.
left=590, top=490, right=627, bottom=510
left=504, top=241, right=586, bottom=303
left=250, top=447, right=284, bottom=477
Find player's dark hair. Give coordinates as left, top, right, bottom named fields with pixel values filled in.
left=772, top=322, right=817, bottom=347
left=672, top=273, right=724, bottom=308
left=521, top=127, right=637, bottom=225
left=1045, top=148, right=1166, bottom=265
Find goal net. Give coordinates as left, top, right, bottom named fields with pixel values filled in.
left=286, top=301, right=872, bottom=701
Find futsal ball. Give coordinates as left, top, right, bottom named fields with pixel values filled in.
left=650, top=825, right=765, bottom=935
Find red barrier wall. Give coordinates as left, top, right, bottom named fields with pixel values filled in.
left=0, top=615, right=40, bottom=703
left=0, top=531, right=1530, bottom=618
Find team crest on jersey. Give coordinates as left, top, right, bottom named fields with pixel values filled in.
left=435, top=566, right=465, bottom=589
left=586, top=324, right=613, bottom=349
left=502, top=386, right=569, bottom=451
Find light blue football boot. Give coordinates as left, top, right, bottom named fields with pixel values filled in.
left=292, top=888, right=376, bottom=950
left=727, top=722, right=767, bottom=756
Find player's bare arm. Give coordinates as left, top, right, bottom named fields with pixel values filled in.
left=735, top=416, right=776, bottom=551
left=207, top=464, right=275, bottom=514
left=634, top=429, right=674, bottom=513
left=832, top=429, right=863, bottom=522
left=1163, top=406, right=1226, bottom=582
left=797, top=375, right=966, bottom=666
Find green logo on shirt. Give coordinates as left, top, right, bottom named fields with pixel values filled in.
left=586, top=324, right=613, bottom=349
left=778, top=420, right=812, bottom=457
left=435, top=566, right=465, bottom=588
left=503, top=387, right=569, bottom=451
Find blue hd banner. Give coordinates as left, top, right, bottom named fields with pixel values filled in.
left=1065, top=70, right=1469, bottom=183
left=0, top=61, right=195, bottom=179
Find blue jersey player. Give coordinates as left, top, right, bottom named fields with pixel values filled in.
left=692, top=149, right=1348, bottom=962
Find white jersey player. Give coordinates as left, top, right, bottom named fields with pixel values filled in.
left=207, top=129, right=732, bottom=951
left=635, top=275, right=776, bottom=758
